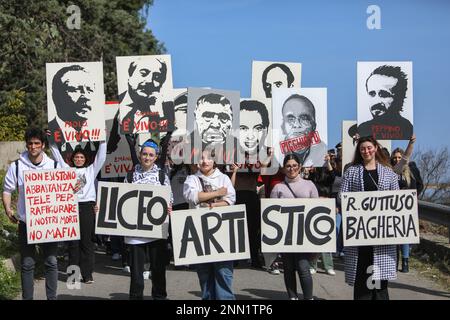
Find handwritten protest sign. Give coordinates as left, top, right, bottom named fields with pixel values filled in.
left=341, top=189, right=420, bottom=246
left=95, top=182, right=171, bottom=239
left=170, top=205, right=250, bottom=265
left=261, top=198, right=336, bottom=253
left=24, top=169, right=79, bottom=244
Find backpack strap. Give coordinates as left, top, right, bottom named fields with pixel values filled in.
left=158, top=169, right=165, bottom=185
left=284, top=181, right=298, bottom=198
left=198, top=176, right=207, bottom=192
left=15, top=159, right=19, bottom=191
left=126, top=170, right=133, bottom=183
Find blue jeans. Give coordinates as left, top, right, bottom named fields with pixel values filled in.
left=196, top=261, right=235, bottom=300
left=401, top=244, right=410, bottom=258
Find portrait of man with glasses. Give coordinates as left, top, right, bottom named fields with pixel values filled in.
left=273, top=89, right=328, bottom=167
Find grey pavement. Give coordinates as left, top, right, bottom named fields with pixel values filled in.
left=26, top=249, right=450, bottom=300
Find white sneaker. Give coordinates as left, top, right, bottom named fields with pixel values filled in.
left=326, top=269, right=336, bottom=276
left=309, top=268, right=317, bottom=275
left=123, top=266, right=131, bottom=273
left=268, top=265, right=280, bottom=275
left=112, top=253, right=121, bottom=261
left=143, top=271, right=151, bottom=279
left=289, top=297, right=299, bottom=300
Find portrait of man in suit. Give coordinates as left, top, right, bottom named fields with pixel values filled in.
left=117, top=56, right=174, bottom=134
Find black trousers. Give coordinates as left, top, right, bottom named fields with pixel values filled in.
left=236, top=190, right=262, bottom=267
left=281, top=253, right=313, bottom=300
left=129, top=239, right=169, bottom=300
left=68, top=202, right=96, bottom=281
left=354, top=246, right=389, bottom=300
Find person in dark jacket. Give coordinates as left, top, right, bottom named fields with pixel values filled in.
left=391, top=147, right=423, bottom=273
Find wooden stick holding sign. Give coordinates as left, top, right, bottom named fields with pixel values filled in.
left=24, top=169, right=79, bottom=244
left=341, top=189, right=420, bottom=246
left=95, top=181, right=171, bottom=239
left=261, top=198, right=336, bottom=253
left=170, top=204, right=250, bottom=265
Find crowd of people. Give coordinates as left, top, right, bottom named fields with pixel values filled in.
left=2, top=127, right=423, bottom=301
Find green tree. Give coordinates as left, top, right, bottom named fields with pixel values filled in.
left=0, top=0, right=165, bottom=136
left=0, top=90, right=27, bottom=141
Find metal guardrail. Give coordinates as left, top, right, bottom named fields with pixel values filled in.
left=418, top=200, right=450, bottom=243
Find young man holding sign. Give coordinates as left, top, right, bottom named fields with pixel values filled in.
left=2, top=128, right=60, bottom=300
left=340, top=136, right=399, bottom=300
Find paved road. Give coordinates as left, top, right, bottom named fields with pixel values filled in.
left=26, top=248, right=449, bottom=300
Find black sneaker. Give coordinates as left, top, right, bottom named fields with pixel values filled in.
left=268, top=262, right=281, bottom=275
left=82, top=277, right=94, bottom=284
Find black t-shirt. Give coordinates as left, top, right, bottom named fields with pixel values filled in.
left=363, top=168, right=378, bottom=191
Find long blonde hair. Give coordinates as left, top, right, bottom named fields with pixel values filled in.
left=392, top=147, right=412, bottom=187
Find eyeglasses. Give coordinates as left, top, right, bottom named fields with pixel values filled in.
left=285, top=114, right=313, bottom=127
left=285, top=165, right=299, bottom=170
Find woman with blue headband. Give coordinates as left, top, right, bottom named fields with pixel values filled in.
left=124, top=138, right=173, bottom=300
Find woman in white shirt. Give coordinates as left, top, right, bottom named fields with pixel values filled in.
left=49, top=138, right=106, bottom=284
left=183, top=150, right=236, bottom=300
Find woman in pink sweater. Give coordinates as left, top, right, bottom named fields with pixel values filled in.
left=270, top=153, right=319, bottom=300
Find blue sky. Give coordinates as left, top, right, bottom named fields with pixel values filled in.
left=147, top=0, right=450, bottom=153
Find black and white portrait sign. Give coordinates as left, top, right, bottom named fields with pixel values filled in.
left=116, top=54, right=174, bottom=134
left=185, top=87, right=240, bottom=164
left=237, top=98, right=271, bottom=164
left=170, top=205, right=250, bottom=265
left=357, top=61, right=413, bottom=140
left=272, top=88, right=328, bottom=167
left=341, top=190, right=420, bottom=246
left=251, top=61, right=301, bottom=100
left=95, top=182, right=171, bottom=239
left=261, top=199, right=336, bottom=253
left=46, top=62, right=106, bottom=144
left=251, top=61, right=301, bottom=150
left=169, top=88, right=188, bottom=138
